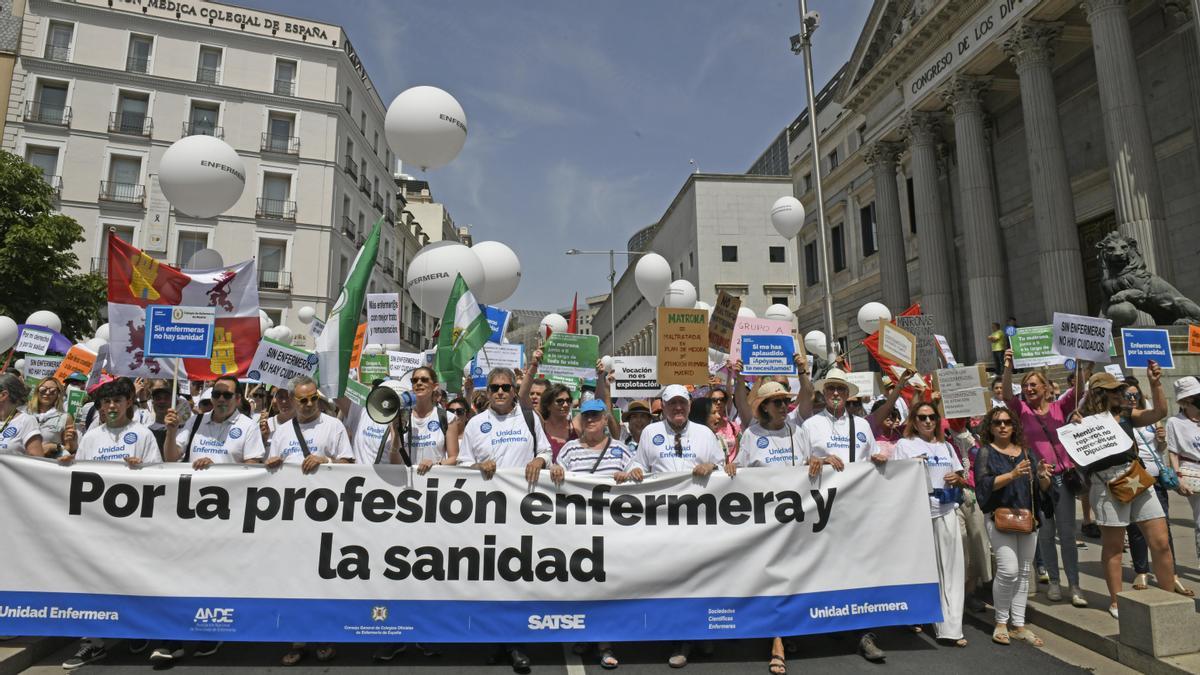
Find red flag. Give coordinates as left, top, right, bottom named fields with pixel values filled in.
left=861, top=303, right=929, bottom=401
left=567, top=293, right=578, bottom=334
left=106, top=232, right=190, bottom=307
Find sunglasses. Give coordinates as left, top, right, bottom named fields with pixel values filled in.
left=582, top=411, right=604, bottom=421
left=916, top=413, right=939, bottom=422
left=446, top=407, right=466, bottom=415
left=1123, top=392, right=1139, bottom=401
left=553, top=397, right=571, bottom=406
left=412, top=376, right=433, bottom=384
left=488, top=383, right=513, bottom=393
left=711, top=396, right=726, bottom=403
left=764, top=398, right=787, bottom=408
left=294, top=395, right=320, bottom=405
left=991, top=418, right=1014, bottom=427
left=37, top=388, right=59, bottom=396
left=211, top=391, right=236, bottom=400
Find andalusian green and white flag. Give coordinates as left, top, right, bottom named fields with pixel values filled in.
left=316, top=217, right=383, bottom=398
left=435, top=273, right=490, bottom=391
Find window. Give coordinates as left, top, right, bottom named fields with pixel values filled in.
left=26, top=146, right=59, bottom=179
left=768, top=246, right=785, bottom=263
left=804, top=242, right=819, bottom=286
left=176, top=231, right=208, bottom=267
left=263, top=308, right=283, bottom=329
left=104, top=155, right=142, bottom=201
left=721, top=245, right=738, bottom=262
left=265, top=112, right=296, bottom=152
left=258, top=239, right=287, bottom=289
left=832, top=224, right=846, bottom=272
left=114, top=91, right=149, bottom=135
left=96, top=225, right=134, bottom=274
left=32, top=80, right=69, bottom=124
left=857, top=124, right=868, bottom=148
left=373, top=131, right=379, bottom=154
left=771, top=297, right=789, bottom=307
left=126, top=35, right=152, bottom=73
left=341, top=195, right=350, bottom=220
left=197, top=46, right=221, bottom=84
left=339, top=255, right=349, bottom=285
left=827, top=148, right=839, bottom=172
left=45, top=21, right=72, bottom=61
left=860, top=202, right=878, bottom=256
left=803, top=173, right=812, bottom=193
left=906, top=177, right=917, bottom=233
left=261, top=173, right=291, bottom=206
left=187, top=101, right=220, bottom=136
left=360, top=111, right=366, bottom=133
left=679, top=262, right=684, bottom=277
left=344, top=87, right=352, bottom=112
left=273, top=59, right=296, bottom=96
left=688, top=252, right=694, bottom=268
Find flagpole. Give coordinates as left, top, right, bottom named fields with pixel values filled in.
left=172, top=357, right=180, bottom=408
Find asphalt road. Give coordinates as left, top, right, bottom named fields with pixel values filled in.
left=26, top=620, right=1098, bottom=674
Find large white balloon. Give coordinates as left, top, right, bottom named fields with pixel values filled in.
left=0, top=316, right=17, bottom=352
left=259, top=311, right=272, bottom=337
left=804, top=330, right=828, bottom=356
left=185, top=248, right=224, bottom=270
left=471, top=241, right=521, bottom=305
left=764, top=304, right=793, bottom=321
left=93, top=323, right=110, bottom=342
left=770, top=196, right=805, bottom=240
left=273, top=326, right=293, bottom=344
left=297, top=306, right=317, bottom=325
left=694, top=300, right=712, bottom=319
left=13, top=359, right=24, bottom=372
left=25, top=310, right=61, bottom=333
left=601, top=355, right=614, bottom=372
left=385, top=86, right=468, bottom=171
left=83, top=338, right=104, bottom=353
left=406, top=241, right=486, bottom=315
left=737, top=307, right=757, bottom=319
left=662, top=280, right=697, bottom=308
left=158, top=135, right=246, bottom=219
left=634, top=253, right=672, bottom=306
left=857, top=302, right=892, bottom=334
left=539, top=313, right=568, bottom=340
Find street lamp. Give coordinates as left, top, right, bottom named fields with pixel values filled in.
left=790, top=0, right=838, bottom=357
left=564, top=248, right=643, bottom=354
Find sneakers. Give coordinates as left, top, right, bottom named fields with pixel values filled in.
left=372, top=644, right=407, bottom=662
left=149, top=646, right=186, bottom=663
left=62, top=642, right=107, bottom=670
left=193, top=641, right=223, bottom=657
left=1037, top=568, right=1050, bottom=584
left=668, top=642, right=691, bottom=668
left=1046, top=583, right=1063, bottom=601
left=858, top=632, right=886, bottom=662
left=1070, top=587, right=1088, bottom=607
left=1108, top=606, right=1120, bottom=620
left=127, top=639, right=149, bottom=654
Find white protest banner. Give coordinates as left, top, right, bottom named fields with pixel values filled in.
left=22, top=355, right=63, bottom=384
left=844, top=372, right=878, bottom=399
left=730, top=317, right=793, bottom=357
left=940, top=387, right=989, bottom=419
left=740, top=335, right=797, bottom=376
left=1052, top=312, right=1112, bottom=363
left=612, top=356, right=661, bottom=399
left=934, top=334, right=957, bottom=367
left=387, top=351, right=425, bottom=377
left=0, top=457, right=940, bottom=643
left=1055, top=413, right=1132, bottom=468
left=934, top=365, right=986, bottom=394
left=878, top=321, right=917, bottom=371
left=474, top=343, right=525, bottom=371
left=365, top=293, right=401, bottom=345
left=246, top=338, right=319, bottom=389
left=14, top=327, right=53, bottom=355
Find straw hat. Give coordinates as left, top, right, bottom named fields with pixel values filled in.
left=814, top=368, right=859, bottom=399
left=749, top=380, right=794, bottom=415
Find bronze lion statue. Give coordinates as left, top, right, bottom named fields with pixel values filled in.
left=1098, top=232, right=1200, bottom=327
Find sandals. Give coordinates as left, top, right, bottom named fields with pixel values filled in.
left=1133, top=573, right=1149, bottom=590
left=936, top=637, right=968, bottom=648
left=281, top=648, right=305, bottom=666
left=1010, top=628, right=1044, bottom=647
left=768, top=655, right=787, bottom=674
left=1175, top=580, right=1196, bottom=598
left=314, top=646, right=336, bottom=662
left=600, top=648, right=619, bottom=670
left=992, top=627, right=1011, bottom=646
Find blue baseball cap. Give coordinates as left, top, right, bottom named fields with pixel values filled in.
left=580, top=399, right=607, bottom=414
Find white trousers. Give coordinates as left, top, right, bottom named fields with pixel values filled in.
left=986, top=518, right=1037, bottom=627
left=932, top=512, right=965, bottom=640
left=1188, top=493, right=1200, bottom=561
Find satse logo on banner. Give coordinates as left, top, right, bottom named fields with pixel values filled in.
left=528, top=614, right=586, bottom=630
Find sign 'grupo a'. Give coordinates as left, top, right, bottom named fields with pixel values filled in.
left=0, top=457, right=940, bottom=643
left=904, top=0, right=1044, bottom=107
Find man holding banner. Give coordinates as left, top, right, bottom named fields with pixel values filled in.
left=165, top=375, right=264, bottom=468
left=265, top=376, right=352, bottom=474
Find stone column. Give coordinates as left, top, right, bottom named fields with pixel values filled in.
left=941, top=76, right=1010, bottom=363
left=1003, top=21, right=1089, bottom=317
left=864, top=142, right=911, bottom=312
left=1082, top=0, right=1173, bottom=277
left=901, top=112, right=958, bottom=353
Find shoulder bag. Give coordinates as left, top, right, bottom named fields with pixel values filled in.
left=1133, top=427, right=1178, bottom=490
left=1031, top=410, right=1084, bottom=494
left=993, top=447, right=1035, bottom=534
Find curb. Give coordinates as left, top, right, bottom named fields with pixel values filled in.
left=0, top=636, right=73, bottom=675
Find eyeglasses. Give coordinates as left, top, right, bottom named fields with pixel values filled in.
left=446, top=407, right=466, bottom=415
left=916, top=414, right=939, bottom=422
left=488, top=383, right=513, bottom=393
left=412, top=376, right=433, bottom=384
left=294, top=395, right=319, bottom=406
left=37, top=388, right=59, bottom=396
left=210, top=391, right=236, bottom=400
left=991, top=418, right=1014, bottom=427
left=553, top=397, right=571, bottom=406
left=674, top=432, right=683, bottom=457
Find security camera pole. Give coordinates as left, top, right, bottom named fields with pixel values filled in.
left=791, top=0, right=837, bottom=359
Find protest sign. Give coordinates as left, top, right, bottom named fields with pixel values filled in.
left=65, top=388, right=86, bottom=417
left=707, top=291, right=741, bottom=352
left=14, top=327, right=53, bottom=355
left=22, top=355, right=63, bottom=390
left=741, top=335, right=797, bottom=376
left=474, top=343, right=525, bottom=371
left=658, top=308, right=709, bottom=385
left=358, top=354, right=390, bottom=384
left=52, top=345, right=97, bottom=383
left=844, top=372, right=878, bottom=399
left=246, top=338, right=319, bottom=390
left=1009, top=325, right=1064, bottom=369
left=485, top=306, right=510, bottom=344
left=730, top=317, right=793, bottom=358
left=1052, top=312, right=1112, bottom=363
left=1190, top=324, right=1200, bottom=354
left=343, top=379, right=370, bottom=407
left=1120, top=328, right=1173, bottom=369
left=878, top=320, right=917, bottom=371
left=895, top=314, right=937, bottom=373
left=144, top=306, right=215, bottom=359
left=543, top=373, right=582, bottom=398
left=365, top=293, right=401, bottom=345
left=309, top=317, right=326, bottom=339
left=934, top=364, right=989, bottom=419
left=934, top=364, right=986, bottom=394
left=1056, top=413, right=1133, bottom=468
left=387, top=351, right=425, bottom=378
left=934, top=334, right=957, bottom=367
left=0, top=457, right=940, bottom=643
left=612, top=356, right=660, bottom=398
left=540, top=333, right=599, bottom=379
left=1104, top=364, right=1124, bottom=379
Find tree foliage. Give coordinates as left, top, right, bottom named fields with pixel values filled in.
left=0, top=151, right=106, bottom=340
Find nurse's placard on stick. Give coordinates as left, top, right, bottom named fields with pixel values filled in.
left=878, top=320, right=917, bottom=371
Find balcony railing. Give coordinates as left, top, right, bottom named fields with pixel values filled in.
left=90, top=257, right=108, bottom=275
left=385, top=209, right=395, bottom=225
left=196, top=66, right=220, bottom=84
left=24, top=101, right=70, bottom=126
left=44, top=175, right=62, bottom=195
left=108, top=111, right=152, bottom=137
left=125, top=55, right=149, bottom=73
left=182, top=121, right=223, bottom=138
left=258, top=269, right=292, bottom=291
left=273, top=79, right=295, bottom=96
left=373, top=193, right=383, bottom=211
left=358, top=176, right=370, bottom=196
left=261, top=133, right=299, bottom=155
left=44, top=45, right=70, bottom=61
left=341, top=217, right=358, bottom=244
left=344, top=155, right=357, bottom=179
left=383, top=259, right=394, bottom=275
left=99, top=181, right=145, bottom=205
left=255, top=197, right=296, bottom=221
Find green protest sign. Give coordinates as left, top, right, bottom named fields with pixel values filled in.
left=66, top=388, right=87, bottom=418
left=543, top=374, right=582, bottom=400
left=540, top=333, right=599, bottom=379
left=344, top=379, right=371, bottom=407
left=358, top=354, right=390, bottom=384
left=1010, top=325, right=1065, bottom=369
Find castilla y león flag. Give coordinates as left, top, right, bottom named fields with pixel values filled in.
left=106, top=232, right=259, bottom=379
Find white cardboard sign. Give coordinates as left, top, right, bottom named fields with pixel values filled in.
left=1055, top=413, right=1132, bottom=468
left=1052, top=312, right=1112, bottom=363
left=365, top=293, right=401, bottom=345
left=612, top=356, right=661, bottom=399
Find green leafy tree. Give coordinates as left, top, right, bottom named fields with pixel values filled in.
left=0, top=151, right=106, bottom=341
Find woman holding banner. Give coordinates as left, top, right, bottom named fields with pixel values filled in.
left=0, top=373, right=43, bottom=456
left=1001, top=350, right=1086, bottom=607
left=1077, top=367, right=1187, bottom=618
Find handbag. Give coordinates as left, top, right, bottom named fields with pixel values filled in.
left=1134, top=428, right=1178, bottom=491
left=1106, top=459, right=1155, bottom=503
left=993, top=448, right=1035, bottom=534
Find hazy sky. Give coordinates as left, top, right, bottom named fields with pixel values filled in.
left=243, top=1, right=872, bottom=310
